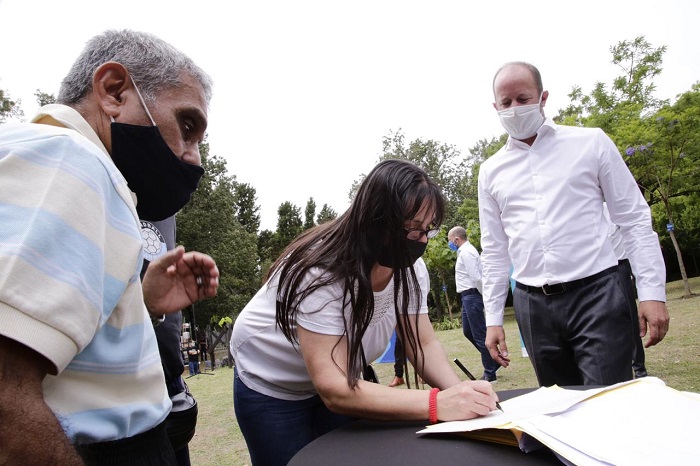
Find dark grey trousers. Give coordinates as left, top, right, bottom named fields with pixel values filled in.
left=618, top=259, right=646, bottom=370
left=514, top=269, right=634, bottom=387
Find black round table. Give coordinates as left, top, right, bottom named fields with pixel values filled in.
left=288, top=388, right=564, bottom=465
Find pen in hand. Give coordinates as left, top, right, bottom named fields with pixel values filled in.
left=453, top=358, right=504, bottom=412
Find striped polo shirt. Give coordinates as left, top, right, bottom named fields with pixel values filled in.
left=0, top=108, right=171, bottom=445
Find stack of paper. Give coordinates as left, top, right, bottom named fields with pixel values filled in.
left=417, top=377, right=700, bottom=465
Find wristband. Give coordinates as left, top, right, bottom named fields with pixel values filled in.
left=429, top=387, right=440, bottom=424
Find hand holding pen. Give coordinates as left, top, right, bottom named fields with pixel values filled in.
left=454, top=358, right=504, bottom=412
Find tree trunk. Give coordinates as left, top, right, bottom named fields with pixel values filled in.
left=664, top=202, right=693, bottom=298
left=206, top=325, right=216, bottom=370
left=668, top=228, right=693, bottom=297
left=440, top=272, right=454, bottom=321
left=431, top=287, right=443, bottom=322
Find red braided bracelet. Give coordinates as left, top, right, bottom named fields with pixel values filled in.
left=429, top=387, right=440, bottom=424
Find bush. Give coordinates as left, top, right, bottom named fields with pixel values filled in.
left=433, top=317, right=461, bottom=331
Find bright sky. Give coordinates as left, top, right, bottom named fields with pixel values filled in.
left=1, top=0, right=699, bottom=231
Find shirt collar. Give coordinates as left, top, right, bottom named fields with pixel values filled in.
left=505, top=117, right=557, bottom=150
left=31, top=104, right=109, bottom=157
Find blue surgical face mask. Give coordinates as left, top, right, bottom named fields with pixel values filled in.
left=448, top=241, right=459, bottom=252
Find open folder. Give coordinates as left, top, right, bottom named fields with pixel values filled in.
left=417, top=377, right=700, bottom=465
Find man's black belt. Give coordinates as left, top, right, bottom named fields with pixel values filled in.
left=515, top=265, right=618, bottom=296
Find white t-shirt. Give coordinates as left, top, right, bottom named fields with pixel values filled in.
left=231, top=258, right=430, bottom=400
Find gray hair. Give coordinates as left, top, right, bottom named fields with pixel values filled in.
left=492, top=61, right=543, bottom=97
left=57, top=29, right=213, bottom=106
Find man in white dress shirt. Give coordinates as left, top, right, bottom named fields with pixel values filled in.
left=478, top=61, right=669, bottom=386
left=448, top=226, right=499, bottom=382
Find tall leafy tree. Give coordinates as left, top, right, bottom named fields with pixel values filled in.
left=177, top=144, right=261, bottom=324
left=257, top=228, right=276, bottom=278
left=423, top=228, right=456, bottom=322
left=233, top=182, right=261, bottom=234
left=622, top=85, right=700, bottom=296
left=316, top=204, right=338, bottom=224
left=556, top=36, right=667, bottom=134
left=303, top=197, right=316, bottom=230
left=271, top=201, right=303, bottom=260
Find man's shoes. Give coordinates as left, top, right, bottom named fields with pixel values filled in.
left=481, top=373, right=497, bottom=383
left=634, top=367, right=648, bottom=379
left=388, top=376, right=405, bottom=387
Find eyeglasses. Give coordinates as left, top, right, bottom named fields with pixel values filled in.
left=405, top=227, right=440, bottom=241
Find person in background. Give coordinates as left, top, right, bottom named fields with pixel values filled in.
left=0, top=29, right=219, bottom=464
left=142, top=216, right=200, bottom=465
left=199, top=339, right=208, bottom=365
left=448, top=226, right=499, bottom=382
left=188, top=342, right=201, bottom=376
left=231, top=159, right=499, bottom=466
left=604, top=204, right=648, bottom=379
left=479, top=61, right=668, bottom=387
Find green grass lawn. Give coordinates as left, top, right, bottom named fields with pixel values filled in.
left=185, top=277, right=700, bottom=465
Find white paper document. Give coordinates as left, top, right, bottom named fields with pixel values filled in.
left=418, top=377, right=700, bottom=466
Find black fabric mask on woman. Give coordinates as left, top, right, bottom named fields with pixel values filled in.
left=110, top=122, right=204, bottom=221
left=377, top=238, right=427, bottom=269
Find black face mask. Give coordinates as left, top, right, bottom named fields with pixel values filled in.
left=377, top=238, right=427, bottom=269
left=110, top=122, right=204, bottom=221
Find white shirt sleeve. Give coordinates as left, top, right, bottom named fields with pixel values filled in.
left=597, top=130, right=666, bottom=302
left=478, top=165, right=512, bottom=326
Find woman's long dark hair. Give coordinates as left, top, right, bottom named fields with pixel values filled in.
left=271, top=159, right=445, bottom=387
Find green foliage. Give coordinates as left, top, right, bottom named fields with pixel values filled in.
left=0, top=88, right=24, bottom=123
left=218, top=316, right=233, bottom=328
left=34, top=89, right=56, bottom=107
left=177, top=144, right=262, bottom=325
left=555, top=35, right=667, bottom=134
left=316, top=203, right=338, bottom=224
left=304, top=197, right=316, bottom=230
left=431, top=316, right=461, bottom=331
left=380, top=129, right=467, bottom=217
left=232, top=182, right=261, bottom=234
left=423, top=228, right=458, bottom=321
left=269, top=201, right=303, bottom=261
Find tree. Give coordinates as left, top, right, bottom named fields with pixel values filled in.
left=177, top=143, right=261, bottom=325
left=556, top=36, right=667, bottom=134
left=303, top=197, right=316, bottom=230
left=257, top=228, right=276, bottom=278
left=0, top=88, right=23, bottom=123
left=451, top=134, right=508, bottom=249
left=316, top=204, right=337, bottom=225
left=358, top=129, right=472, bottom=320
left=232, top=182, right=261, bottom=235
left=422, top=228, right=456, bottom=322
left=34, top=89, right=56, bottom=107
left=270, top=201, right=303, bottom=260
left=380, top=129, right=467, bottom=213
left=622, top=86, right=700, bottom=297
